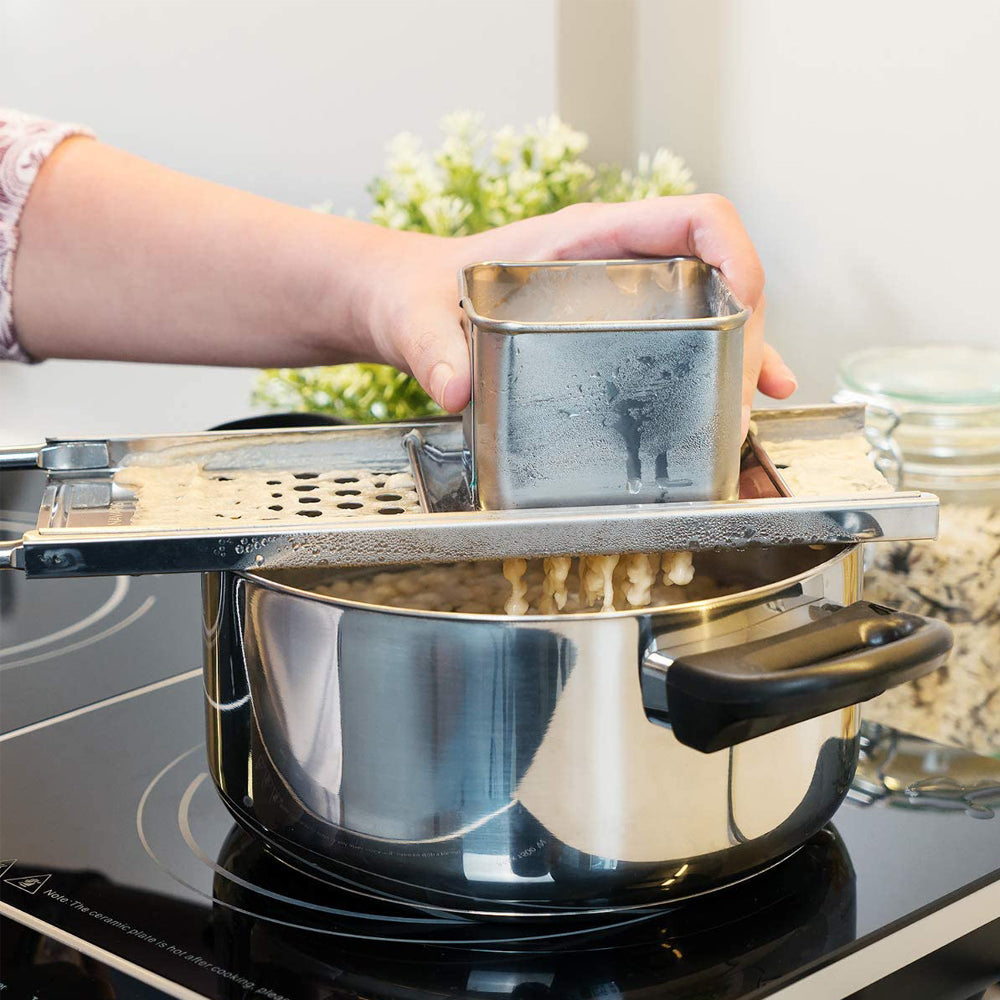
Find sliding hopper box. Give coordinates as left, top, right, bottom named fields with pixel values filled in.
left=459, top=257, right=749, bottom=510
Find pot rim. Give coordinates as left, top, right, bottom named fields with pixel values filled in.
left=237, top=543, right=857, bottom=623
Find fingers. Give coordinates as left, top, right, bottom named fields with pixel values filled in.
left=553, top=197, right=780, bottom=434
left=394, top=306, right=471, bottom=413
left=757, top=341, right=798, bottom=399
left=526, top=194, right=765, bottom=311
left=736, top=296, right=795, bottom=436
left=741, top=293, right=766, bottom=437
left=396, top=195, right=783, bottom=424
left=680, top=195, right=765, bottom=312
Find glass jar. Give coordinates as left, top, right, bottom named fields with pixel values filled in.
left=833, top=344, right=1000, bottom=756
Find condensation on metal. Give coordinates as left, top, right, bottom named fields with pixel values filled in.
left=10, top=406, right=940, bottom=578
left=460, top=258, right=748, bottom=510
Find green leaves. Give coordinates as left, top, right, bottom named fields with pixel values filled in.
left=252, top=365, right=443, bottom=423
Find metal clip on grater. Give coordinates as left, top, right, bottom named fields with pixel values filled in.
left=0, top=258, right=939, bottom=579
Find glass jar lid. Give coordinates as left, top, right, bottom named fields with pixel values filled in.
left=834, top=344, right=1000, bottom=501
left=837, top=345, right=1000, bottom=410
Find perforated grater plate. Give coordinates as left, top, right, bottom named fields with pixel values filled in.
left=3, top=406, right=939, bottom=578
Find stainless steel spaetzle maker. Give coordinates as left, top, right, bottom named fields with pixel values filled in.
left=459, top=258, right=747, bottom=509
left=0, top=257, right=944, bottom=578
left=0, top=402, right=940, bottom=577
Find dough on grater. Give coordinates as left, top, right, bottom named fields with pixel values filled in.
left=113, top=463, right=421, bottom=527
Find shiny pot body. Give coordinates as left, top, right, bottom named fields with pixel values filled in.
left=201, top=544, right=941, bottom=912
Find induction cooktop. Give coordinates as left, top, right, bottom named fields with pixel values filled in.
left=1, top=468, right=999, bottom=1000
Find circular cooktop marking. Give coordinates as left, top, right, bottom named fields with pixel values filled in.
left=230, top=789, right=802, bottom=920
left=135, top=744, right=679, bottom=946
left=0, top=562, right=156, bottom=671
left=2, top=575, right=129, bottom=658
left=135, top=742, right=806, bottom=949
left=1, top=507, right=162, bottom=670
left=175, top=771, right=447, bottom=926
left=2, top=596, right=156, bottom=671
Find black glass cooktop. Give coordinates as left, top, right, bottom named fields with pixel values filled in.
left=1, top=471, right=999, bottom=1000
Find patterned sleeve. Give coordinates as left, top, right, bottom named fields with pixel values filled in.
left=1, top=110, right=95, bottom=362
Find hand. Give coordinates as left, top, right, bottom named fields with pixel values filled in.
left=13, top=138, right=794, bottom=436
left=365, top=195, right=797, bottom=435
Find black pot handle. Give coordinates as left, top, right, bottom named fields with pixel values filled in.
left=641, top=601, right=952, bottom=754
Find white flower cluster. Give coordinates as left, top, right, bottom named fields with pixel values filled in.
left=357, top=110, right=696, bottom=237
left=276, top=113, right=699, bottom=423
left=626, top=149, right=696, bottom=199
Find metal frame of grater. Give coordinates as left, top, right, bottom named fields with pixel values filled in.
left=0, top=405, right=939, bottom=579
left=459, top=258, right=748, bottom=510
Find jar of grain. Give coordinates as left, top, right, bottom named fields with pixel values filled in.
left=834, top=344, right=1000, bottom=755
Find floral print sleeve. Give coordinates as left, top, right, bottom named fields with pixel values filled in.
left=1, top=109, right=94, bottom=362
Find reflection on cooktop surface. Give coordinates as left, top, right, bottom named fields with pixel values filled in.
left=208, top=821, right=856, bottom=996
left=1, top=470, right=202, bottom=734
left=1, top=670, right=998, bottom=998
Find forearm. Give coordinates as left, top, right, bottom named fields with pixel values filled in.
left=10, top=136, right=794, bottom=420
left=13, top=138, right=399, bottom=367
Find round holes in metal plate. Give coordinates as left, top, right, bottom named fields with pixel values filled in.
left=293, top=484, right=319, bottom=492
left=335, top=489, right=361, bottom=496
left=378, top=507, right=406, bottom=515
left=268, top=505, right=283, bottom=511
left=266, top=480, right=282, bottom=486
left=293, top=472, right=319, bottom=480
left=297, top=509, right=323, bottom=517
left=333, top=476, right=359, bottom=484
left=298, top=497, right=321, bottom=504
left=337, top=502, right=363, bottom=510
left=375, top=493, right=402, bottom=501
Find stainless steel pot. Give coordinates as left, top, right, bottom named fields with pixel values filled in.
left=203, top=543, right=951, bottom=914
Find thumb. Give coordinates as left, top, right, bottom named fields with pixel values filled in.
left=394, top=306, right=471, bottom=413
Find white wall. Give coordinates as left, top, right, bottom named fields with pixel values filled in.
left=636, top=0, right=1000, bottom=403
left=0, top=0, right=557, bottom=443
left=5, top=0, right=997, bottom=443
